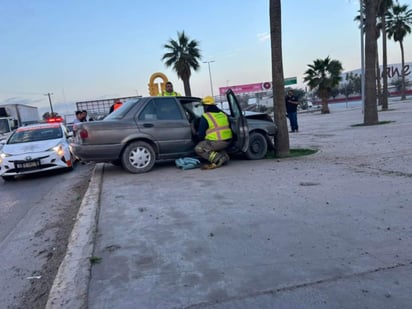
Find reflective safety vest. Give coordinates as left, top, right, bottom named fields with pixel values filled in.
left=203, top=112, right=232, bottom=141
left=159, top=91, right=181, bottom=96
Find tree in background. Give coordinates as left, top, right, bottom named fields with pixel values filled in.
left=354, top=0, right=393, bottom=110
left=161, top=31, right=201, bottom=97
left=386, top=2, right=412, bottom=100
left=303, top=56, right=343, bottom=114
left=390, top=76, right=410, bottom=92
left=340, top=73, right=356, bottom=101
left=378, top=0, right=394, bottom=110
left=42, top=112, right=60, bottom=120
left=270, top=0, right=290, bottom=157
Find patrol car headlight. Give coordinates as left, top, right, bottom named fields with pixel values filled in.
left=0, top=152, right=10, bottom=158
left=50, top=144, right=64, bottom=156
left=0, top=151, right=10, bottom=164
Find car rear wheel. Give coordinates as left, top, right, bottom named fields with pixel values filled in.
left=2, top=176, right=14, bottom=181
left=121, top=141, right=155, bottom=173
left=245, top=132, right=268, bottom=160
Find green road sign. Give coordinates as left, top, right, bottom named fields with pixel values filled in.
left=284, top=77, right=297, bottom=86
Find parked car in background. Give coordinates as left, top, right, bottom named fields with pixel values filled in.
left=0, top=123, right=74, bottom=181
left=71, top=90, right=276, bottom=173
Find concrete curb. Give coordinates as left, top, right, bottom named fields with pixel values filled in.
left=45, top=163, right=104, bottom=309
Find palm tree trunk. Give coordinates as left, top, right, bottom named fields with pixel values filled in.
left=321, top=97, right=330, bottom=114
left=183, top=78, right=192, bottom=97
left=400, top=41, right=406, bottom=100
left=381, top=14, right=389, bottom=110
left=364, top=0, right=379, bottom=125
left=270, top=0, right=290, bottom=156
left=376, top=49, right=382, bottom=106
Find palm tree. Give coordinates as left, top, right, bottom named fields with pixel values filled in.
left=161, top=31, right=201, bottom=97
left=386, top=3, right=412, bottom=100
left=354, top=0, right=393, bottom=111
left=378, top=0, right=393, bottom=110
left=303, top=56, right=343, bottom=114
left=364, top=0, right=379, bottom=125
left=270, top=0, right=289, bottom=156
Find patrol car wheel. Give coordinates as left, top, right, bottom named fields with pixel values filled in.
left=245, top=132, right=267, bottom=160
left=121, top=141, right=156, bottom=173
left=2, top=176, right=15, bottom=181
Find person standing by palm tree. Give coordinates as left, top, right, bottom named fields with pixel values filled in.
left=285, top=90, right=299, bottom=132
left=162, top=31, right=201, bottom=97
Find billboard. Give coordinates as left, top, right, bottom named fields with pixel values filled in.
left=219, top=77, right=297, bottom=95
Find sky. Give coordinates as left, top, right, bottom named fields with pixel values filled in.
left=1, top=0, right=412, bottom=116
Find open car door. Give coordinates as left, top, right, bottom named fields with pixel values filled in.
left=226, top=89, right=249, bottom=152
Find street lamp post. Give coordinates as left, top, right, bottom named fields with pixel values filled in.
left=203, top=60, right=215, bottom=97
left=45, top=93, right=54, bottom=115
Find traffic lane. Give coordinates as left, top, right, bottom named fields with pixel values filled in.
left=0, top=162, right=94, bottom=308
left=0, top=166, right=80, bottom=242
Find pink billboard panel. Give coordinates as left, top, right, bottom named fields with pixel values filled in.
left=219, top=82, right=272, bottom=95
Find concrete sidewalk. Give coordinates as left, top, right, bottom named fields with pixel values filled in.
left=48, top=99, right=412, bottom=308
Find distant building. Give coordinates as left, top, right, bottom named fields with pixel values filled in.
left=343, top=62, right=412, bottom=83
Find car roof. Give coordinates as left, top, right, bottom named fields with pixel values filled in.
left=16, top=122, right=63, bottom=130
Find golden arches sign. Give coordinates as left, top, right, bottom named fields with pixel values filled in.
left=148, top=72, right=168, bottom=96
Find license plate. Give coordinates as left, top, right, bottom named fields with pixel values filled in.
left=16, top=161, right=40, bottom=169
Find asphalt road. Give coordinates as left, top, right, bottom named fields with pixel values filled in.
left=0, top=163, right=94, bottom=308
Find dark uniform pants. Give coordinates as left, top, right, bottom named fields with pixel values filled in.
left=195, top=139, right=231, bottom=165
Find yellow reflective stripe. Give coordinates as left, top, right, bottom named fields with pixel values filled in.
left=205, top=113, right=223, bottom=139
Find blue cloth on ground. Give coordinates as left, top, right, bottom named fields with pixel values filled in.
left=175, top=157, right=201, bottom=170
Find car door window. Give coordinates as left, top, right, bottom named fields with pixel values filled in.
left=226, top=89, right=249, bottom=152
left=138, top=100, right=157, bottom=121
left=156, top=98, right=183, bottom=120
left=138, top=98, right=183, bottom=121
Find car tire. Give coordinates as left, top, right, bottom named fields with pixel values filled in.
left=2, top=176, right=14, bottom=181
left=121, top=141, right=156, bottom=173
left=245, top=132, right=268, bottom=160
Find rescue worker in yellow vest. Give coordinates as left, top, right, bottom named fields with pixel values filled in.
left=195, top=96, right=233, bottom=169
left=158, top=81, right=181, bottom=96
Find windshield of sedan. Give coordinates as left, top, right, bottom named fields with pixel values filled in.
left=8, top=125, right=63, bottom=144
left=104, top=98, right=141, bottom=120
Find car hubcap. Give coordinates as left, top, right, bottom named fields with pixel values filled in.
left=129, top=147, right=151, bottom=168
left=251, top=142, right=260, bottom=153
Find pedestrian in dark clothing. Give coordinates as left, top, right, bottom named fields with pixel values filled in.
left=285, top=90, right=299, bottom=132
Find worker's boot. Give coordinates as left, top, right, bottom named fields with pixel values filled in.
left=201, top=163, right=217, bottom=170
left=215, top=152, right=229, bottom=167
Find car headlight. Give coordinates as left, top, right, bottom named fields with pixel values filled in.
left=50, top=144, right=65, bottom=156
left=0, top=152, right=10, bottom=164
left=0, top=152, right=10, bottom=159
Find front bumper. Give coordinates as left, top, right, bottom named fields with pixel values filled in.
left=0, top=150, right=72, bottom=176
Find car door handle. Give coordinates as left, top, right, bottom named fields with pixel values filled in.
left=143, top=123, right=154, bottom=128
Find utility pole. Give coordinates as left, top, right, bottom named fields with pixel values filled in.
left=45, top=93, right=54, bottom=115
left=203, top=60, right=215, bottom=97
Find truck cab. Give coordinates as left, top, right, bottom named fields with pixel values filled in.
left=0, top=117, right=17, bottom=134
